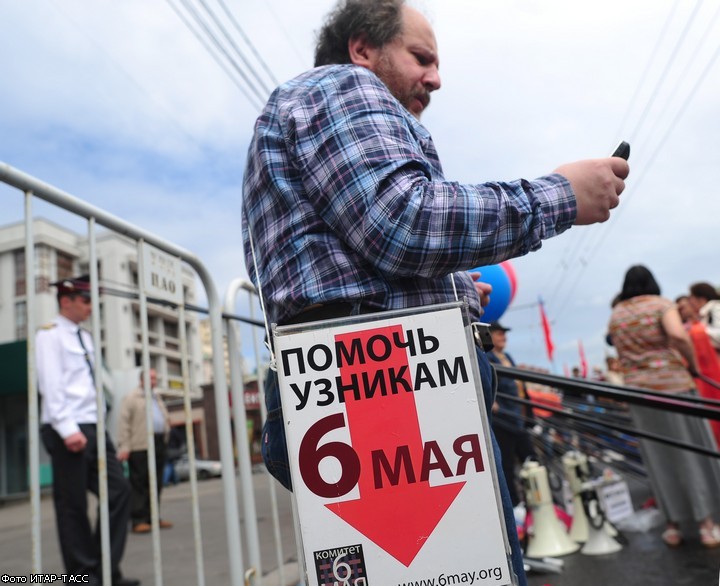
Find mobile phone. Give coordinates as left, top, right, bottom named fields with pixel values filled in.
left=610, top=141, right=630, bottom=160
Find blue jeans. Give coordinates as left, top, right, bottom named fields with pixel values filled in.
left=261, top=347, right=527, bottom=585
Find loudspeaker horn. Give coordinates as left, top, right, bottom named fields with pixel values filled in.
left=580, top=500, right=622, bottom=556
left=521, top=462, right=580, bottom=559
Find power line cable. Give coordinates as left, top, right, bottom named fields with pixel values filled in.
left=45, top=0, right=216, bottom=156
left=194, top=0, right=275, bottom=95
left=545, top=2, right=708, bottom=319
left=166, top=0, right=266, bottom=109
left=215, top=0, right=280, bottom=86
left=614, top=0, right=682, bottom=140
left=635, top=1, right=720, bottom=154
left=626, top=0, right=705, bottom=143
left=264, top=0, right=311, bottom=68
left=574, top=34, right=720, bottom=265
left=551, top=34, right=720, bottom=319
left=540, top=2, right=699, bottom=310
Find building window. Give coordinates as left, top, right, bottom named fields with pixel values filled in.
left=167, top=359, right=182, bottom=376
left=14, top=249, right=25, bottom=296
left=15, top=301, right=27, bottom=340
left=35, top=244, right=51, bottom=293
left=14, top=245, right=54, bottom=295
left=57, top=251, right=75, bottom=281
left=164, top=320, right=178, bottom=339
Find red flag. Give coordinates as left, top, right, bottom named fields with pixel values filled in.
left=578, top=340, right=588, bottom=378
left=538, top=298, right=554, bottom=362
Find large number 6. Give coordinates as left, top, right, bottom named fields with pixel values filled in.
left=299, top=413, right=360, bottom=498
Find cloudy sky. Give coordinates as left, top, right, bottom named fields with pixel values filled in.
left=2, top=0, right=719, bottom=375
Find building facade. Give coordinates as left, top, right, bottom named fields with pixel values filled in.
left=0, top=218, right=205, bottom=497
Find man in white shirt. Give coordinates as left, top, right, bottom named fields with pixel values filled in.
left=36, top=276, right=139, bottom=586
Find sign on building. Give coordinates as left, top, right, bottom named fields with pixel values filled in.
left=274, top=303, right=514, bottom=585
left=140, top=242, right=183, bottom=304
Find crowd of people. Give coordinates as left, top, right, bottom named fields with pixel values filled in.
left=488, top=267, right=720, bottom=553
left=34, top=0, right=720, bottom=582
left=607, top=266, right=720, bottom=548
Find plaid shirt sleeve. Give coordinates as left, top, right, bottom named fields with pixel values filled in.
left=242, top=65, right=576, bottom=324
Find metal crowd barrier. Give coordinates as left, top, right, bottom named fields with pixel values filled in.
left=1, top=162, right=246, bottom=585
left=493, top=364, right=720, bottom=456
left=223, top=278, right=291, bottom=586
left=492, top=364, right=720, bottom=487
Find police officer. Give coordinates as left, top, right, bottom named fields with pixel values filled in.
left=36, top=276, right=140, bottom=586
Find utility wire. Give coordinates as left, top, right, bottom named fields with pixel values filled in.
left=194, top=0, right=275, bottom=95
left=626, top=0, right=705, bottom=144
left=636, top=1, right=720, bottom=155
left=542, top=1, right=703, bottom=317
left=166, top=0, right=266, bottom=109
left=46, top=0, right=214, bottom=157
left=565, top=34, right=720, bottom=277
left=216, top=0, right=280, bottom=87
left=614, top=0, right=682, bottom=141
left=551, top=31, right=720, bottom=318
left=264, top=0, right=311, bottom=69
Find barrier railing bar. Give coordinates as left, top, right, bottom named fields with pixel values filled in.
left=242, top=281, right=286, bottom=586
left=137, top=240, right=164, bottom=585
left=178, top=300, right=207, bottom=586
left=98, top=285, right=265, bottom=328
left=495, top=404, right=647, bottom=475
left=501, top=394, right=720, bottom=459
left=24, top=191, right=41, bottom=573
left=2, top=162, right=244, bottom=585
left=493, top=364, right=720, bottom=418
left=224, top=278, right=261, bottom=584
left=89, top=217, right=113, bottom=585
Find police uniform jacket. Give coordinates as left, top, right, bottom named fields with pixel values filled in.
left=36, top=315, right=99, bottom=438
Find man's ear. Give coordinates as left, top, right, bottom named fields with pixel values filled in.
left=348, top=34, right=381, bottom=69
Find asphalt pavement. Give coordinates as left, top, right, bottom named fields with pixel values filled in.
left=2, top=470, right=719, bottom=585
left=0, top=470, right=301, bottom=586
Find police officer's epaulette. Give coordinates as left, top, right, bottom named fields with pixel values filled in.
left=39, top=323, right=57, bottom=330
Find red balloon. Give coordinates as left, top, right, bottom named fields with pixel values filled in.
left=500, top=261, right=518, bottom=302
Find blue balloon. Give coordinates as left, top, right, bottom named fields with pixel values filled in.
left=470, top=264, right=512, bottom=322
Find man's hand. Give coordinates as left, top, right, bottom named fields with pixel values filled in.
left=117, top=449, right=130, bottom=462
left=555, top=157, right=629, bottom=225
left=469, top=272, right=492, bottom=307
left=64, top=431, right=87, bottom=453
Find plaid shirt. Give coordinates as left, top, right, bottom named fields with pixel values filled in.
left=242, top=64, right=576, bottom=326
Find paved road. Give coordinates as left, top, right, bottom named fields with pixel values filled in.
left=2, top=470, right=720, bottom=585
left=0, top=470, right=301, bottom=585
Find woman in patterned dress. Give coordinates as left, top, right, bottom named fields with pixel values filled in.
left=608, top=265, right=720, bottom=548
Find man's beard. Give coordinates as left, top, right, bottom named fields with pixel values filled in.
left=376, top=55, right=430, bottom=119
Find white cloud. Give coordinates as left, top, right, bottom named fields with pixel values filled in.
left=1, top=0, right=718, bottom=373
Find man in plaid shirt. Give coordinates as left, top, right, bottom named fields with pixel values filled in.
left=242, top=1, right=629, bottom=582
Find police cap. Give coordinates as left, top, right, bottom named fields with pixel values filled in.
left=51, top=275, right=92, bottom=298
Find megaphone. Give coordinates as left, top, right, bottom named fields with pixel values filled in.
left=521, top=461, right=580, bottom=558
left=562, top=451, right=590, bottom=543
left=580, top=497, right=622, bottom=556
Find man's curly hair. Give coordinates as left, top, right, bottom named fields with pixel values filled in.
left=314, top=0, right=405, bottom=67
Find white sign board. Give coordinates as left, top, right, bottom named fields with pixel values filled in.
left=275, top=304, right=513, bottom=586
left=140, top=242, right=183, bottom=304
left=597, top=480, right=634, bottom=523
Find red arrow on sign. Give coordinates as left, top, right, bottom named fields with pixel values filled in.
left=326, top=325, right=465, bottom=567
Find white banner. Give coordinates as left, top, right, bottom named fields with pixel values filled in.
left=275, top=304, right=513, bottom=586
left=597, top=480, right=634, bottom=523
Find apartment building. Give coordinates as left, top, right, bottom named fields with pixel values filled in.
left=0, top=218, right=205, bottom=496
